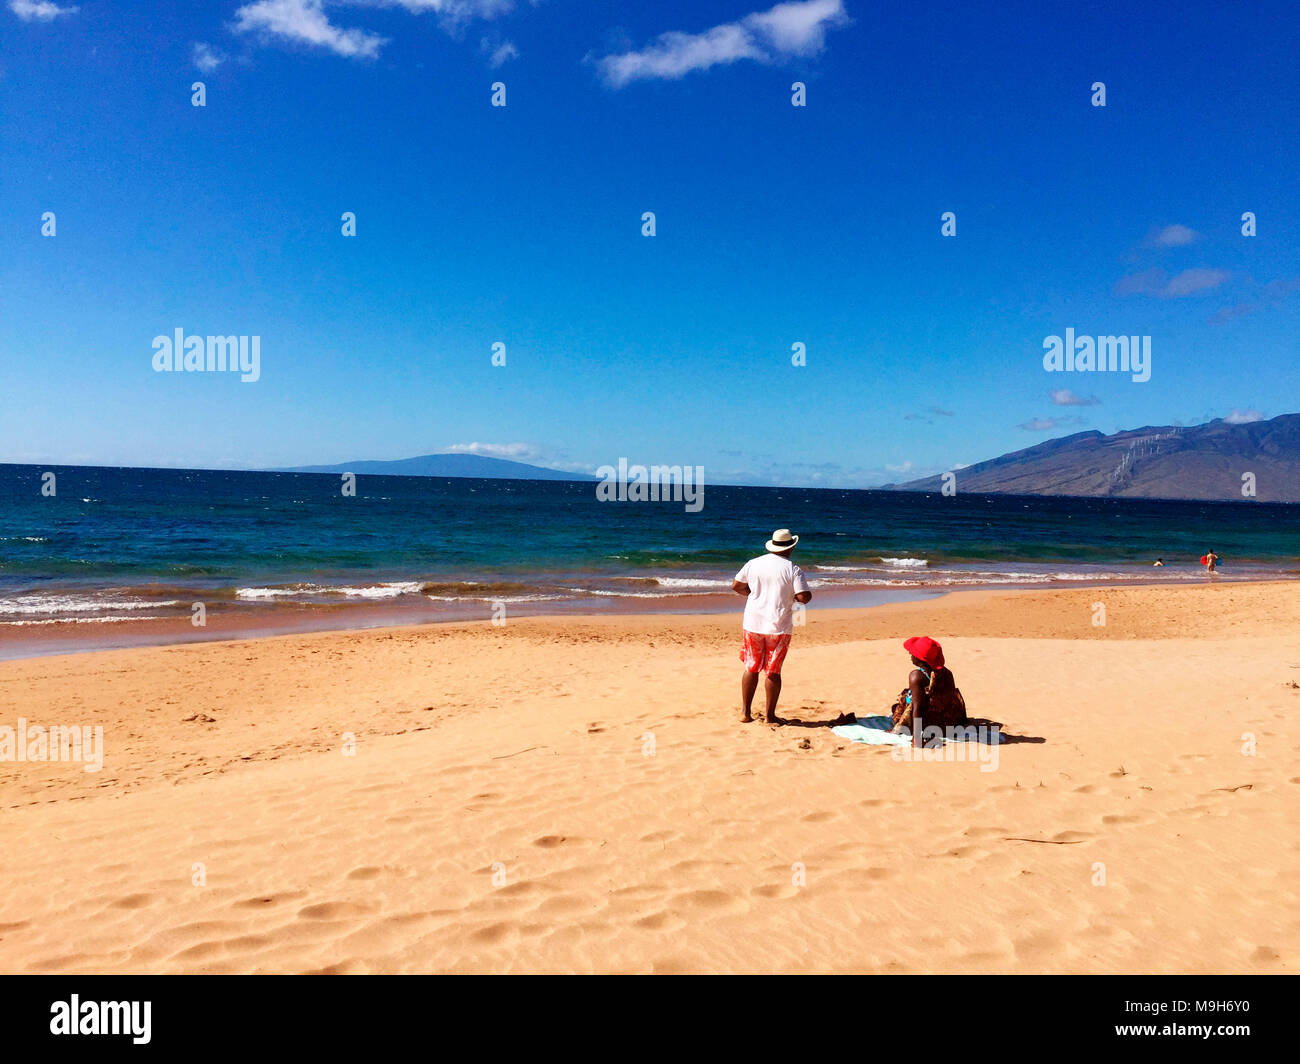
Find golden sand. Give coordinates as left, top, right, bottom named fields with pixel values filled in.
left=1, top=581, right=1297, bottom=973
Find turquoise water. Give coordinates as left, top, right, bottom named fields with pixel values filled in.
left=0, top=463, right=1296, bottom=627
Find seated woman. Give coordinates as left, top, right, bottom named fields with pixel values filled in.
left=891, top=636, right=967, bottom=734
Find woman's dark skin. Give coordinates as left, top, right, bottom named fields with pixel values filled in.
left=907, top=656, right=930, bottom=719
left=892, top=655, right=933, bottom=734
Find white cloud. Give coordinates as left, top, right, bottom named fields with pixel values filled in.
left=233, top=0, right=387, bottom=59
left=1164, top=268, right=1231, bottom=297
left=745, top=0, right=849, bottom=54
left=233, top=0, right=513, bottom=60
left=1017, top=416, right=1085, bottom=432
left=193, top=42, right=226, bottom=73
left=595, top=0, right=850, bottom=88
left=487, top=40, right=518, bottom=67
left=360, top=0, right=513, bottom=18
left=444, top=442, right=540, bottom=460
left=1223, top=408, right=1263, bottom=424
left=10, top=0, right=79, bottom=21
left=1050, top=389, right=1100, bottom=407
left=1116, top=267, right=1231, bottom=298
left=1150, top=224, right=1200, bottom=247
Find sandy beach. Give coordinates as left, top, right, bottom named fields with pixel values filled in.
left=1, top=580, right=1296, bottom=974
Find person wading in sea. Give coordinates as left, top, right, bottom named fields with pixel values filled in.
left=732, top=529, right=812, bottom=725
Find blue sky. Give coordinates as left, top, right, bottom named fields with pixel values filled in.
left=1, top=0, right=1297, bottom=486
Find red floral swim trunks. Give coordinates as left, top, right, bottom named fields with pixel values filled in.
left=740, top=630, right=792, bottom=675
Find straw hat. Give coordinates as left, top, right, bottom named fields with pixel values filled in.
left=765, top=529, right=799, bottom=552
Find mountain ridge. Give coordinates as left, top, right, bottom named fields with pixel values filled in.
left=887, top=414, right=1300, bottom=502
left=274, top=453, right=594, bottom=482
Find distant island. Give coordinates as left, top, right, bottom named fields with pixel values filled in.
left=887, top=413, right=1300, bottom=502
left=274, top=453, right=595, bottom=482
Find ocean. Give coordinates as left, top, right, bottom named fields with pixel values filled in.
left=1, top=464, right=1296, bottom=641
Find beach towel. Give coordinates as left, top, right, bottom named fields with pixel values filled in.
left=830, top=715, right=914, bottom=746
left=831, top=715, right=1008, bottom=747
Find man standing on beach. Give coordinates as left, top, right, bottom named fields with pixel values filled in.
left=732, top=529, right=812, bottom=725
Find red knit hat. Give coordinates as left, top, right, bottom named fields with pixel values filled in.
left=903, top=636, right=944, bottom=669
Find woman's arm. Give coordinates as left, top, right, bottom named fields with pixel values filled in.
left=908, top=669, right=928, bottom=725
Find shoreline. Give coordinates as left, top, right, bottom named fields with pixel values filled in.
left=0, top=574, right=1291, bottom=665
left=0, top=572, right=1278, bottom=662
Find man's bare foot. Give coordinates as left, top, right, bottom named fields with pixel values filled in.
left=768, top=715, right=783, bottom=726
left=740, top=712, right=754, bottom=723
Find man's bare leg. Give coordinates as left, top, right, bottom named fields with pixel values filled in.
left=765, top=673, right=783, bottom=724
left=740, top=670, right=760, bottom=722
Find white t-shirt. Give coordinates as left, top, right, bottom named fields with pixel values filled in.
left=735, top=553, right=810, bottom=636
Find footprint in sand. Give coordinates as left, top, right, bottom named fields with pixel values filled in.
left=670, top=859, right=717, bottom=874
left=672, top=889, right=748, bottom=915
left=939, top=845, right=992, bottom=859
left=171, top=940, right=225, bottom=961
left=493, top=881, right=540, bottom=898
left=108, top=893, right=155, bottom=910
left=29, top=955, right=84, bottom=973
left=232, top=891, right=307, bottom=909
left=609, top=883, right=666, bottom=899
left=305, top=960, right=370, bottom=975
left=1012, top=930, right=1069, bottom=963
left=536, top=894, right=588, bottom=916
left=959, top=950, right=1009, bottom=965
left=751, top=883, right=800, bottom=900
left=296, top=901, right=374, bottom=920
left=633, top=911, right=688, bottom=931
left=841, top=867, right=895, bottom=887
left=533, top=834, right=584, bottom=848
left=468, top=922, right=519, bottom=945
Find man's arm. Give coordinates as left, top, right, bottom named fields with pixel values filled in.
left=793, top=568, right=812, bottom=604
left=732, top=580, right=750, bottom=596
